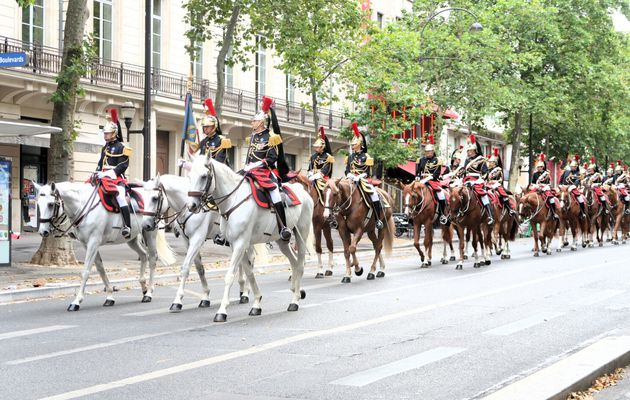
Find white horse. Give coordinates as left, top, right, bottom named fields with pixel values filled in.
left=141, top=174, right=261, bottom=312
left=187, top=156, right=314, bottom=322
left=35, top=181, right=176, bottom=311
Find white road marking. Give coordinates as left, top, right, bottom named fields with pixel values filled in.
left=37, top=261, right=623, bottom=400
left=575, top=289, right=625, bottom=306
left=484, top=312, right=565, bottom=336
left=330, top=347, right=466, bottom=387
left=0, top=325, right=76, bottom=341
left=480, top=336, right=630, bottom=400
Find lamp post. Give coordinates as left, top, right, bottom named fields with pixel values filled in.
left=420, top=7, right=483, bottom=40
left=143, top=0, right=152, bottom=181
left=120, top=101, right=143, bottom=142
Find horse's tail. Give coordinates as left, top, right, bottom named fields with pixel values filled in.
left=305, top=218, right=315, bottom=256
left=509, top=218, right=518, bottom=241
left=383, top=214, right=395, bottom=257
left=156, top=229, right=177, bottom=266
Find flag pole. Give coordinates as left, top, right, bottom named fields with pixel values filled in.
left=179, top=68, right=194, bottom=176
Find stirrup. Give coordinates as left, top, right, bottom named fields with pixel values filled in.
left=280, top=227, right=292, bottom=241
left=121, top=226, right=131, bottom=239
left=487, top=217, right=494, bottom=225
left=439, top=215, right=449, bottom=225
left=375, top=220, right=384, bottom=230
left=625, top=208, right=630, bottom=215
left=213, top=234, right=229, bottom=246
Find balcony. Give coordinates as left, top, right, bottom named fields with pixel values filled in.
left=0, top=36, right=347, bottom=131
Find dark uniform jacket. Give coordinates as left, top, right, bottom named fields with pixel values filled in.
left=246, top=129, right=279, bottom=170
left=345, top=151, right=373, bottom=177
left=532, top=170, right=550, bottom=184
left=560, top=169, right=581, bottom=186
left=464, top=155, right=488, bottom=177
left=199, top=133, right=231, bottom=165
left=487, top=166, right=504, bottom=183
left=416, top=155, right=441, bottom=180
left=96, top=141, right=130, bottom=177
left=308, top=152, right=334, bottom=178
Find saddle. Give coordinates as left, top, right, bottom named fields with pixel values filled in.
left=97, top=178, right=144, bottom=213
left=247, top=177, right=301, bottom=209
left=313, top=177, right=328, bottom=206
left=592, top=186, right=608, bottom=203
left=356, top=178, right=390, bottom=209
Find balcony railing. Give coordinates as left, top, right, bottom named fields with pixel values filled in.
left=0, top=36, right=347, bottom=131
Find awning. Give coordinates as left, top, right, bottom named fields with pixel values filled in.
left=399, top=160, right=416, bottom=176
left=0, top=120, right=62, bottom=137
left=442, top=109, right=459, bottom=120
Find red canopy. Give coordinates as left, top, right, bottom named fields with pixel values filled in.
left=399, top=160, right=416, bottom=176
left=442, top=109, right=459, bottom=120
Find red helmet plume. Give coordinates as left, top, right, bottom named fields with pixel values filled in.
left=617, top=160, right=622, bottom=166
left=110, top=108, right=118, bottom=124
left=261, top=96, right=273, bottom=113
left=428, top=134, right=435, bottom=145
left=351, top=122, right=361, bottom=138
left=539, top=153, right=546, bottom=162
left=469, top=134, right=476, bottom=144
left=493, top=148, right=499, bottom=157
left=203, top=98, right=216, bottom=117
left=590, top=157, right=596, bottom=165
left=574, top=154, right=580, bottom=161
left=319, top=126, right=326, bottom=140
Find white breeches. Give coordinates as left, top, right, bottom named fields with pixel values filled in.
left=370, top=189, right=379, bottom=202
left=269, top=187, right=282, bottom=203
left=436, top=190, right=446, bottom=200
left=481, top=195, right=490, bottom=205
left=600, top=196, right=606, bottom=202
left=549, top=197, right=556, bottom=204
left=116, top=186, right=127, bottom=207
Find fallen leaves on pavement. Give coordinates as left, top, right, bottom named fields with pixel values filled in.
left=567, top=368, right=625, bottom=400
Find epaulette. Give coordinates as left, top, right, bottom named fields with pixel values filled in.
left=344, top=156, right=348, bottom=165
left=365, top=154, right=374, bottom=167
left=220, top=138, right=232, bottom=150
left=437, top=157, right=444, bottom=166
left=268, top=133, right=282, bottom=147
left=123, top=144, right=133, bottom=157
left=326, top=154, right=335, bottom=164
left=245, top=136, right=251, bottom=146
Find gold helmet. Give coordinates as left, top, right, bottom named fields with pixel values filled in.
left=536, top=153, right=546, bottom=168
left=465, top=134, right=479, bottom=153
left=615, top=160, right=623, bottom=173
left=350, top=122, right=366, bottom=150
left=103, top=113, right=118, bottom=134
left=253, top=96, right=273, bottom=123
left=488, top=148, right=500, bottom=164
left=201, top=115, right=217, bottom=127
left=569, top=154, right=579, bottom=168
left=424, top=134, right=436, bottom=152
left=587, top=157, right=597, bottom=171
left=607, top=162, right=614, bottom=175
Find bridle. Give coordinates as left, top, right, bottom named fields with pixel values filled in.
left=40, top=185, right=100, bottom=236
left=520, top=192, right=544, bottom=224
left=404, top=183, right=428, bottom=218
left=141, top=183, right=183, bottom=225
left=453, top=185, right=471, bottom=221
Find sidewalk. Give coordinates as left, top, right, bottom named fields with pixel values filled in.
left=1, top=231, right=419, bottom=298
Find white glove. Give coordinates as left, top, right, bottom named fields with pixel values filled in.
left=307, top=171, right=313, bottom=179
left=96, top=171, right=105, bottom=179
left=357, top=173, right=367, bottom=181
left=346, top=173, right=355, bottom=180
left=103, top=169, right=117, bottom=179
left=244, top=161, right=263, bottom=172
left=177, top=159, right=192, bottom=171
left=312, top=172, right=322, bottom=180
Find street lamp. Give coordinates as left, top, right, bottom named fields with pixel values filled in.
left=120, top=101, right=143, bottom=142
left=419, top=7, right=483, bottom=39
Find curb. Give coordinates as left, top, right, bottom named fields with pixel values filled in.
left=0, top=243, right=417, bottom=303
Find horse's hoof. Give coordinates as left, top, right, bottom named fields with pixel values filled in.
left=563, top=242, right=569, bottom=247
left=355, top=267, right=364, bottom=277
left=214, top=313, right=227, bottom=322
left=367, top=272, right=375, bottom=280
left=239, top=296, right=249, bottom=304
left=556, top=248, right=562, bottom=253
left=103, top=299, right=115, bottom=307
left=464, top=255, right=469, bottom=260
left=325, top=270, right=333, bottom=277
left=455, top=263, right=463, bottom=270
left=288, top=275, right=292, bottom=281
left=606, top=238, right=612, bottom=242
left=199, top=300, right=211, bottom=308
left=300, top=290, right=306, bottom=299
left=441, top=258, right=448, bottom=265
left=169, top=303, right=183, bottom=313
left=420, top=262, right=429, bottom=269
left=613, top=241, right=619, bottom=246
left=571, top=246, right=577, bottom=251
left=249, top=307, right=262, bottom=316
left=598, top=243, right=603, bottom=247
left=495, top=249, right=502, bottom=256
left=473, top=263, right=480, bottom=268
left=485, top=260, right=491, bottom=266
left=623, top=241, right=627, bottom=245
left=500, top=254, right=506, bottom=259
left=507, top=255, right=511, bottom=259
left=534, top=252, right=539, bottom=257
left=546, top=251, right=552, bottom=255
left=450, top=256, right=456, bottom=261
left=376, top=271, right=385, bottom=278
left=427, top=260, right=432, bottom=266
left=315, top=273, right=324, bottom=279
left=341, top=277, right=351, bottom=283
left=67, top=304, right=80, bottom=312
left=287, top=303, right=299, bottom=312
left=141, top=295, right=152, bottom=303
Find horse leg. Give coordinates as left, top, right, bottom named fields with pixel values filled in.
left=67, top=240, right=99, bottom=311
left=193, top=254, right=212, bottom=307
left=365, top=230, right=381, bottom=280
left=170, top=233, right=204, bottom=312
left=472, top=230, right=481, bottom=268
left=214, top=242, right=248, bottom=322
left=278, top=239, right=304, bottom=311
left=338, top=223, right=353, bottom=283
left=350, top=229, right=365, bottom=276
left=421, top=224, right=433, bottom=268
left=456, top=226, right=465, bottom=270
left=484, top=226, right=492, bottom=265
left=314, top=224, right=324, bottom=278
left=93, top=251, right=115, bottom=306
left=323, top=225, right=335, bottom=276
left=532, top=223, right=540, bottom=257
left=135, top=234, right=154, bottom=301
left=413, top=221, right=425, bottom=265
left=240, top=249, right=262, bottom=315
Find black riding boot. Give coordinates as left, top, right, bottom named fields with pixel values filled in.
left=372, top=200, right=384, bottom=230
left=484, top=203, right=494, bottom=225
left=578, top=202, right=587, bottom=219
left=437, top=199, right=449, bottom=225
left=502, top=197, right=516, bottom=216
left=120, top=205, right=132, bottom=239
left=625, top=200, right=630, bottom=215
left=547, top=200, right=559, bottom=220
left=273, top=201, right=292, bottom=241
left=213, top=233, right=229, bottom=246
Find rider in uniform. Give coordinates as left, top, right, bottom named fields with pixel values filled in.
left=450, top=146, right=463, bottom=172
left=415, top=135, right=448, bottom=224
left=531, top=153, right=559, bottom=221
left=197, top=98, right=232, bottom=164
left=559, top=154, right=586, bottom=219
left=95, top=109, right=133, bottom=238
left=486, top=148, right=516, bottom=216
left=307, top=126, right=334, bottom=185
left=614, top=164, right=630, bottom=215
left=346, top=122, right=384, bottom=230
left=462, top=134, right=494, bottom=225
left=242, top=96, right=292, bottom=241
left=583, top=158, right=609, bottom=215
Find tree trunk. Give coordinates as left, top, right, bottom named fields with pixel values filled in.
left=310, top=76, right=319, bottom=139
left=31, top=0, right=88, bottom=266
left=508, top=111, right=523, bottom=192
left=215, top=2, right=240, bottom=117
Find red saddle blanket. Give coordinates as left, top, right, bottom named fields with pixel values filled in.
left=247, top=177, right=301, bottom=209
left=488, top=190, right=517, bottom=209
left=96, top=178, right=144, bottom=213
left=619, top=187, right=629, bottom=197
left=593, top=186, right=608, bottom=203
left=425, top=180, right=448, bottom=205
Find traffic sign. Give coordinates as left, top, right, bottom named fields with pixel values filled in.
left=0, top=52, right=28, bottom=68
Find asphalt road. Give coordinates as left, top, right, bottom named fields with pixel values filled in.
left=2, top=238, right=630, bottom=400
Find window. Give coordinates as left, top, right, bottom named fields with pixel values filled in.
left=224, top=46, right=233, bottom=90
left=192, top=42, right=203, bottom=78
left=285, top=153, right=297, bottom=171
left=255, top=36, right=266, bottom=98
left=93, top=0, right=113, bottom=63
left=376, top=12, right=383, bottom=28
left=22, top=0, right=44, bottom=47
left=286, top=74, right=295, bottom=104
left=152, top=0, right=162, bottom=70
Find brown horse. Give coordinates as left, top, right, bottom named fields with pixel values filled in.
left=605, top=186, right=629, bottom=245
left=518, top=191, right=560, bottom=256
left=323, top=178, right=394, bottom=283
left=401, top=181, right=456, bottom=267
left=489, top=191, right=519, bottom=259
left=293, top=174, right=336, bottom=278
left=584, top=185, right=610, bottom=247
left=449, top=185, right=494, bottom=269
left=557, top=185, right=588, bottom=250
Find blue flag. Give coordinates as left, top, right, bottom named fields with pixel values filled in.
left=182, top=93, right=198, bottom=149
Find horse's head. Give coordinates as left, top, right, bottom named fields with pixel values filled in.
left=448, top=185, right=465, bottom=219
left=402, top=181, right=422, bottom=217
left=322, top=178, right=341, bottom=219
left=141, top=174, right=168, bottom=231
left=35, top=182, right=60, bottom=238
left=187, top=155, right=215, bottom=212
left=518, top=192, right=538, bottom=218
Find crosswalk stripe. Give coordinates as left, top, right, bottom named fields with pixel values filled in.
left=484, top=312, right=565, bottom=336
left=0, top=325, right=76, bottom=341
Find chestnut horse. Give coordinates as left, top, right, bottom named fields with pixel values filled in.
left=584, top=185, right=610, bottom=247
left=323, top=178, right=394, bottom=283
left=605, top=186, right=628, bottom=245
left=557, top=185, right=588, bottom=250
left=489, top=192, right=519, bottom=259
left=449, top=185, right=494, bottom=269
left=518, top=191, right=560, bottom=256
left=401, top=181, right=456, bottom=267
left=293, top=174, right=336, bottom=277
